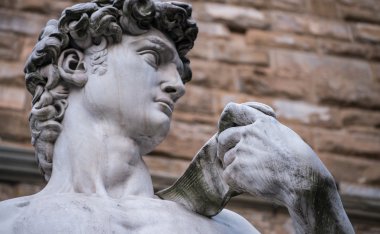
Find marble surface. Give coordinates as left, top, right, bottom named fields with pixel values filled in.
left=0, top=0, right=354, bottom=233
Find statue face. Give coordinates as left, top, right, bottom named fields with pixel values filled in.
left=80, top=29, right=185, bottom=153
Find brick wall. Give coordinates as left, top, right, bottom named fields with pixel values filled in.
left=0, top=0, right=380, bottom=233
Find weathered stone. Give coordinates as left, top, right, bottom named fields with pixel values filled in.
left=155, top=120, right=216, bottom=159
left=360, top=0, right=380, bottom=9
left=354, top=23, right=380, bottom=43
left=270, top=11, right=351, bottom=40
left=370, top=45, right=380, bottom=61
left=197, top=22, right=230, bottom=38
left=225, top=0, right=267, bottom=8
left=0, top=61, right=25, bottom=86
left=313, top=58, right=380, bottom=109
left=314, top=128, right=380, bottom=158
left=339, top=4, right=380, bottom=24
left=243, top=63, right=317, bottom=99
left=0, top=183, right=44, bottom=201
left=372, top=63, right=380, bottom=83
left=308, top=18, right=351, bottom=41
left=14, top=183, right=43, bottom=197
left=270, top=49, right=312, bottom=79
left=0, top=0, right=16, bottom=9
left=15, top=0, right=52, bottom=13
left=176, top=84, right=217, bottom=115
left=271, top=50, right=380, bottom=109
left=273, top=100, right=337, bottom=127
left=194, top=3, right=269, bottom=31
left=318, top=39, right=371, bottom=59
left=0, top=32, right=22, bottom=61
left=270, top=11, right=308, bottom=34
left=338, top=0, right=380, bottom=11
left=0, top=86, right=27, bottom=110
left=246, top=29, right=317, bottom=51
left=0, top=183, right=15, bottom=201
left=237, top=65, right=312, bottom=99
left=267, top=78, right=310, bottom=99
left=0, top=9, right=48, bottom=35
left=319, top=153, right=380, bottom=186
left=49, top=0, right=75, bottom=16
left=238, top=66, right=275, bottom=96
left=191, top=35, right=269, bottom=65
left=190, top=59, right=239, bottom=91
left=20, top=37, right=36, bottom=62
left=269, top=0, right=307, bottom=12
left=309, top=0, right=338, bottom=18
left=0, top=109, right=30, bottom=142
left=0, top=61, right=24, bottom=79
left=340, top=108, right=380, bottom=128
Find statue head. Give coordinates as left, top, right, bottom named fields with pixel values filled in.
left=24, top=0, right=198, bottom=180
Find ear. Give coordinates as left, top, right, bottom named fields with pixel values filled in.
left=58, top=48, right=88, bottom=87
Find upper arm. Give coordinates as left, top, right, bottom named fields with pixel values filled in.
left=212, top=209, right=260, bottom=234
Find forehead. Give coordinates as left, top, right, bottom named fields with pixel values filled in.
left=118, top=29, right=178, bottom=55
left=104, top=28, right=186, bottom=80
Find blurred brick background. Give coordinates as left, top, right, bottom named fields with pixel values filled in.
left=0, top=0, right=380, bottom=233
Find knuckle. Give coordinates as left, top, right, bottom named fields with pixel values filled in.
left=222, top=102, right=238, bottom=116
left=225, top=102, right=239, bottom=111
left=243, top=101, right=276, bottom=118
left=218, top=129, right=237, bottom=145
left=224, top=163, right=239, bottom=179
left=257, top=115, right=273, bottom=124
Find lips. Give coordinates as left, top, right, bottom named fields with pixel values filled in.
left=155, top=99, right=174, bottom=116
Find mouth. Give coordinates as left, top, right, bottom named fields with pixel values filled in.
left=155, top=99, right=174, bottom=116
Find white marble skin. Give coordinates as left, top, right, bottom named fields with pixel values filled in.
left=217, top=102, right=354, bottom=234
left=0, top=28, right=353, bottom=234
left=0, top=29, right=258, bottom=234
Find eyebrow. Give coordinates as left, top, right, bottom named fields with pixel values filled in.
left=133, top=35, right=184, bottom=76
left=146, top=36, right=175, bottom=53
left=145, top=36, right=177, bottom=62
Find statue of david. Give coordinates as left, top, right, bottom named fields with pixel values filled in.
left=0, top=0, right=354, bottom=233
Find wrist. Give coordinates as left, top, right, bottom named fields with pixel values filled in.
left=286, top=175, right=354, bottom=234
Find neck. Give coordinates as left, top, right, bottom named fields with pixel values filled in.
left=41, top=93, right=155, bottom=199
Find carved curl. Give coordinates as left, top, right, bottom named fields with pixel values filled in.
left=24, top=0, right=198, bottom=180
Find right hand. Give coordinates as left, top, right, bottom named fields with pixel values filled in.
left=216, top=102, right=334, bottom=207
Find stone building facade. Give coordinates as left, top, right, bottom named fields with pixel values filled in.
left=0, top=0, right=379, bottom=233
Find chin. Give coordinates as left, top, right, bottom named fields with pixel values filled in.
left=137, top=114, right=171, bottom=155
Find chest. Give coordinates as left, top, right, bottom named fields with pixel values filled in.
left=13, top=197, right=226, bottom=234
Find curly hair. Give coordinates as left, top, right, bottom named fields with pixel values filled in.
left=24, top=0, right=198, bottom=180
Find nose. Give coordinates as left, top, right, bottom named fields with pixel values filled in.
left=160, top=66, right=186, bottom=102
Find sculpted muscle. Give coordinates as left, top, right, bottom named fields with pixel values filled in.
left=0, top=0, right=354, bottom=233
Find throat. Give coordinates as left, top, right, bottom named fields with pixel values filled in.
left=44, top=129, right=155, bottom=199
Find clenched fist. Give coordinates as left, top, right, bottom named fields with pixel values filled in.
left=216, top=102, right=354, bottom=234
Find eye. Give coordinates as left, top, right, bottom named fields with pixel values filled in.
left=139, top=50, right=160, bottom=69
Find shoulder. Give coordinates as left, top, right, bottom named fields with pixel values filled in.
left=0, top=195, right=33, bottom=233
left=0, top=193, right=92, bottom=234
left=212, top=209, right=260, bottom=234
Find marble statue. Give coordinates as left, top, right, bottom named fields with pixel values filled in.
left=0, top=0, right=354, bottom=233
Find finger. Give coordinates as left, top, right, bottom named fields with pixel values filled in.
left=242, top=102, right=276, bottom=118
left=217, top=127, right=243, bottom=163
left=218, top=102, right=268, bottom=133
left=222, top=143, right=242, bottom=168
left=222, top=159, right=246, bottom=194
